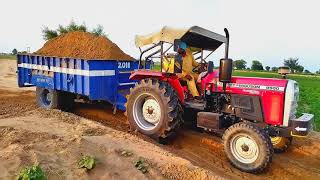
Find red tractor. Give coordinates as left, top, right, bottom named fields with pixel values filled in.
left=126, top=26, right=314, bottom=173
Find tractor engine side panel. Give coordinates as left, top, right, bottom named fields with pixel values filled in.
left=231, top=95, right=264, bottom=122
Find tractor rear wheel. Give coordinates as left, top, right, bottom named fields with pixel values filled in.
left=271, top=136, right=292, bottom=153
left=126, top=79, right=183, bottom=139
left=223, top=122, right=273, bottom=173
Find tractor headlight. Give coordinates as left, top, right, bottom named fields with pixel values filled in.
left=283, top=80, right=299, bottom=126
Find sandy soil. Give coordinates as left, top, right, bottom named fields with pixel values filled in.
left=1, top=59, right=320, bottom=180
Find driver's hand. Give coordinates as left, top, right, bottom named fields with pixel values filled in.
left=185, top=74, right=193, bottom=81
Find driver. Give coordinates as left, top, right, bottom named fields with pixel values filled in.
left=177, top=43, right=200, bottom=99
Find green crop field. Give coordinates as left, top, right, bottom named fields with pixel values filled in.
left=234, top=71, right=320, bottom=131
left=0, top=54, right=16, bottom=60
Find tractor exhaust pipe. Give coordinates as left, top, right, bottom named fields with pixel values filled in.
left=219, top=28, right=233, bottom=92
left=224, top=28, right=229, bottom=59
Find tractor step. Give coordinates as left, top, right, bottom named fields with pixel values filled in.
left=197, top=112, right=222, bottom=130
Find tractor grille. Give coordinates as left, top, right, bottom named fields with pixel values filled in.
left=290, top=82, right=299, bottom=119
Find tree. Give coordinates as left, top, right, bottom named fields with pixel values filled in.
left=265, top=66, right=270, bottom=71
left=233, top=59, right=247, bottom=70
left=295, top=65, right=304, bottom=73
left=304, top=69, right=311, bottom=74
left=42, top=27, right=58, bottom=41
left=271, top=67, right=278, bottom=72
left=12, top=48, right=18, bottom=55
left=42, top=20, right=106, bottom=41
left=251, top=60, right=264, bottom=71
left=92, top=25, right=106, bottom=37
left=284, top=57, right=301, bottom=73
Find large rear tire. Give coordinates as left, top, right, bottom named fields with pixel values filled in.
left=223, top=122, right=273, bottom=173
left=126, top=79, right=183, bottom=139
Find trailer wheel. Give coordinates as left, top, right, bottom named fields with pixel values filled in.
left=271, top=136, right=292, bottom=153
left=223, top=122, right=273, bottom=173
left=59, top=91, right=75, bottom=112
left=36, top=87, right=59, bottom=109
left=126, top=79, right=183, bottom=139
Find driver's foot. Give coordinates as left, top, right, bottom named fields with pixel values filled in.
left=193, top=96, right=204, bottom=103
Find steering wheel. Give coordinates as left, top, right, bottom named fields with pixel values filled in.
left=193, top=60, right=208, bottom=74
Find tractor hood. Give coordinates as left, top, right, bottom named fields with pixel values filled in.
left=202, top=70, right=288, bottom=93
left=202, top=70, right=291, bottom=126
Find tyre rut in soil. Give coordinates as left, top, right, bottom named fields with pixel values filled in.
left=126, top=78, right=183, bottom=139
left=223, top=122, right=274, bottom=173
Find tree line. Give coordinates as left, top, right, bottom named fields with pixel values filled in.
left=233, top=58, right=318, bottom=74
left=42, top=20, right=106, bottom=41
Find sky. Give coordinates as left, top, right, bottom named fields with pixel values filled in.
left=0, top=0, right=319, bottom=72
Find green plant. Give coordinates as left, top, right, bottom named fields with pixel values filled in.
left=77, top=155, right=96, bottom=170
left=134, top=158, right=148, bottom=174
left=17, top=165, right=46, bottom=180
left=42, top=20, right=107, bottom=41
left=91, top=24, right=106, bottom=37
left=42, top=27, right=59, bottom=41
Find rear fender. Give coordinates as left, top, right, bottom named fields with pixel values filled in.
left=129, top=70, right=163, bottom=80
left=130, top=70, right=185, bottom=103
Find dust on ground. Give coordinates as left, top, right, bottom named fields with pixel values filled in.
left=0, top=59, right=221, bottom=180
left=1, top=59, right=320, bottom=180
left=35, top=31, right=134, bottom=60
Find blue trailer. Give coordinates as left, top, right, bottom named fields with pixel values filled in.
left=17, top=54, right=150, bottom=112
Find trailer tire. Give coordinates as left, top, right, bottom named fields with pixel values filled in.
left=126, top=79, right=183, bottom=139
left=36, top=87, right=60, bottom=109
left=223, top=122, right=273, bottom=173
left=59, top=91, right=75, bottom=112
left=271, top=136, right=292, bottom=153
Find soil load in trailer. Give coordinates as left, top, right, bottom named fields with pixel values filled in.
left=36, top=31, right=134, bottom=60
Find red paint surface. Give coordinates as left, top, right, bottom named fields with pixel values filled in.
left=202, top=70, right=287, bottom=126
left=130, top=70, right=185, bottom=103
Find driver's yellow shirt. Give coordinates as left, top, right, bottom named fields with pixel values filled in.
left=181, top=48, right=199, bottom=77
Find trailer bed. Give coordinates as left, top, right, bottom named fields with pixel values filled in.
left=17, top=54, right=149, bottom=111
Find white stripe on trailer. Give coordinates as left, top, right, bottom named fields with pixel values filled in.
left=18, top=63, right=115, bottom=77
left=119, top=82, right=137, bottom=86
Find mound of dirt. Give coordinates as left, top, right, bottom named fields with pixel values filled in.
left=35, top=31, right=134, bottom=60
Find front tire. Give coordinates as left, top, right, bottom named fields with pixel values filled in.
left=271, top=136, right=292, bottom=153
left=126, top=79, right=183, bottom=139
left=223, top=122, right=273, bottom=173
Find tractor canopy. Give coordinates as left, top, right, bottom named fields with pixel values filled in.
left=135, top=26, right=227, bottom=51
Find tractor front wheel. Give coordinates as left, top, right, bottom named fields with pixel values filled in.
left=271, top=136, right=292, bottom=153
left=126, top=79, right=183, bottom=139
left=223, top=122, right=273, bottom=173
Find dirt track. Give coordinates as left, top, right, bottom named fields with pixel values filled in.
left=1, top=59, right=320, bottom=179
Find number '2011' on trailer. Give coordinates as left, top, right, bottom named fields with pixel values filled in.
left=17, top=54, right=150, bottom=111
